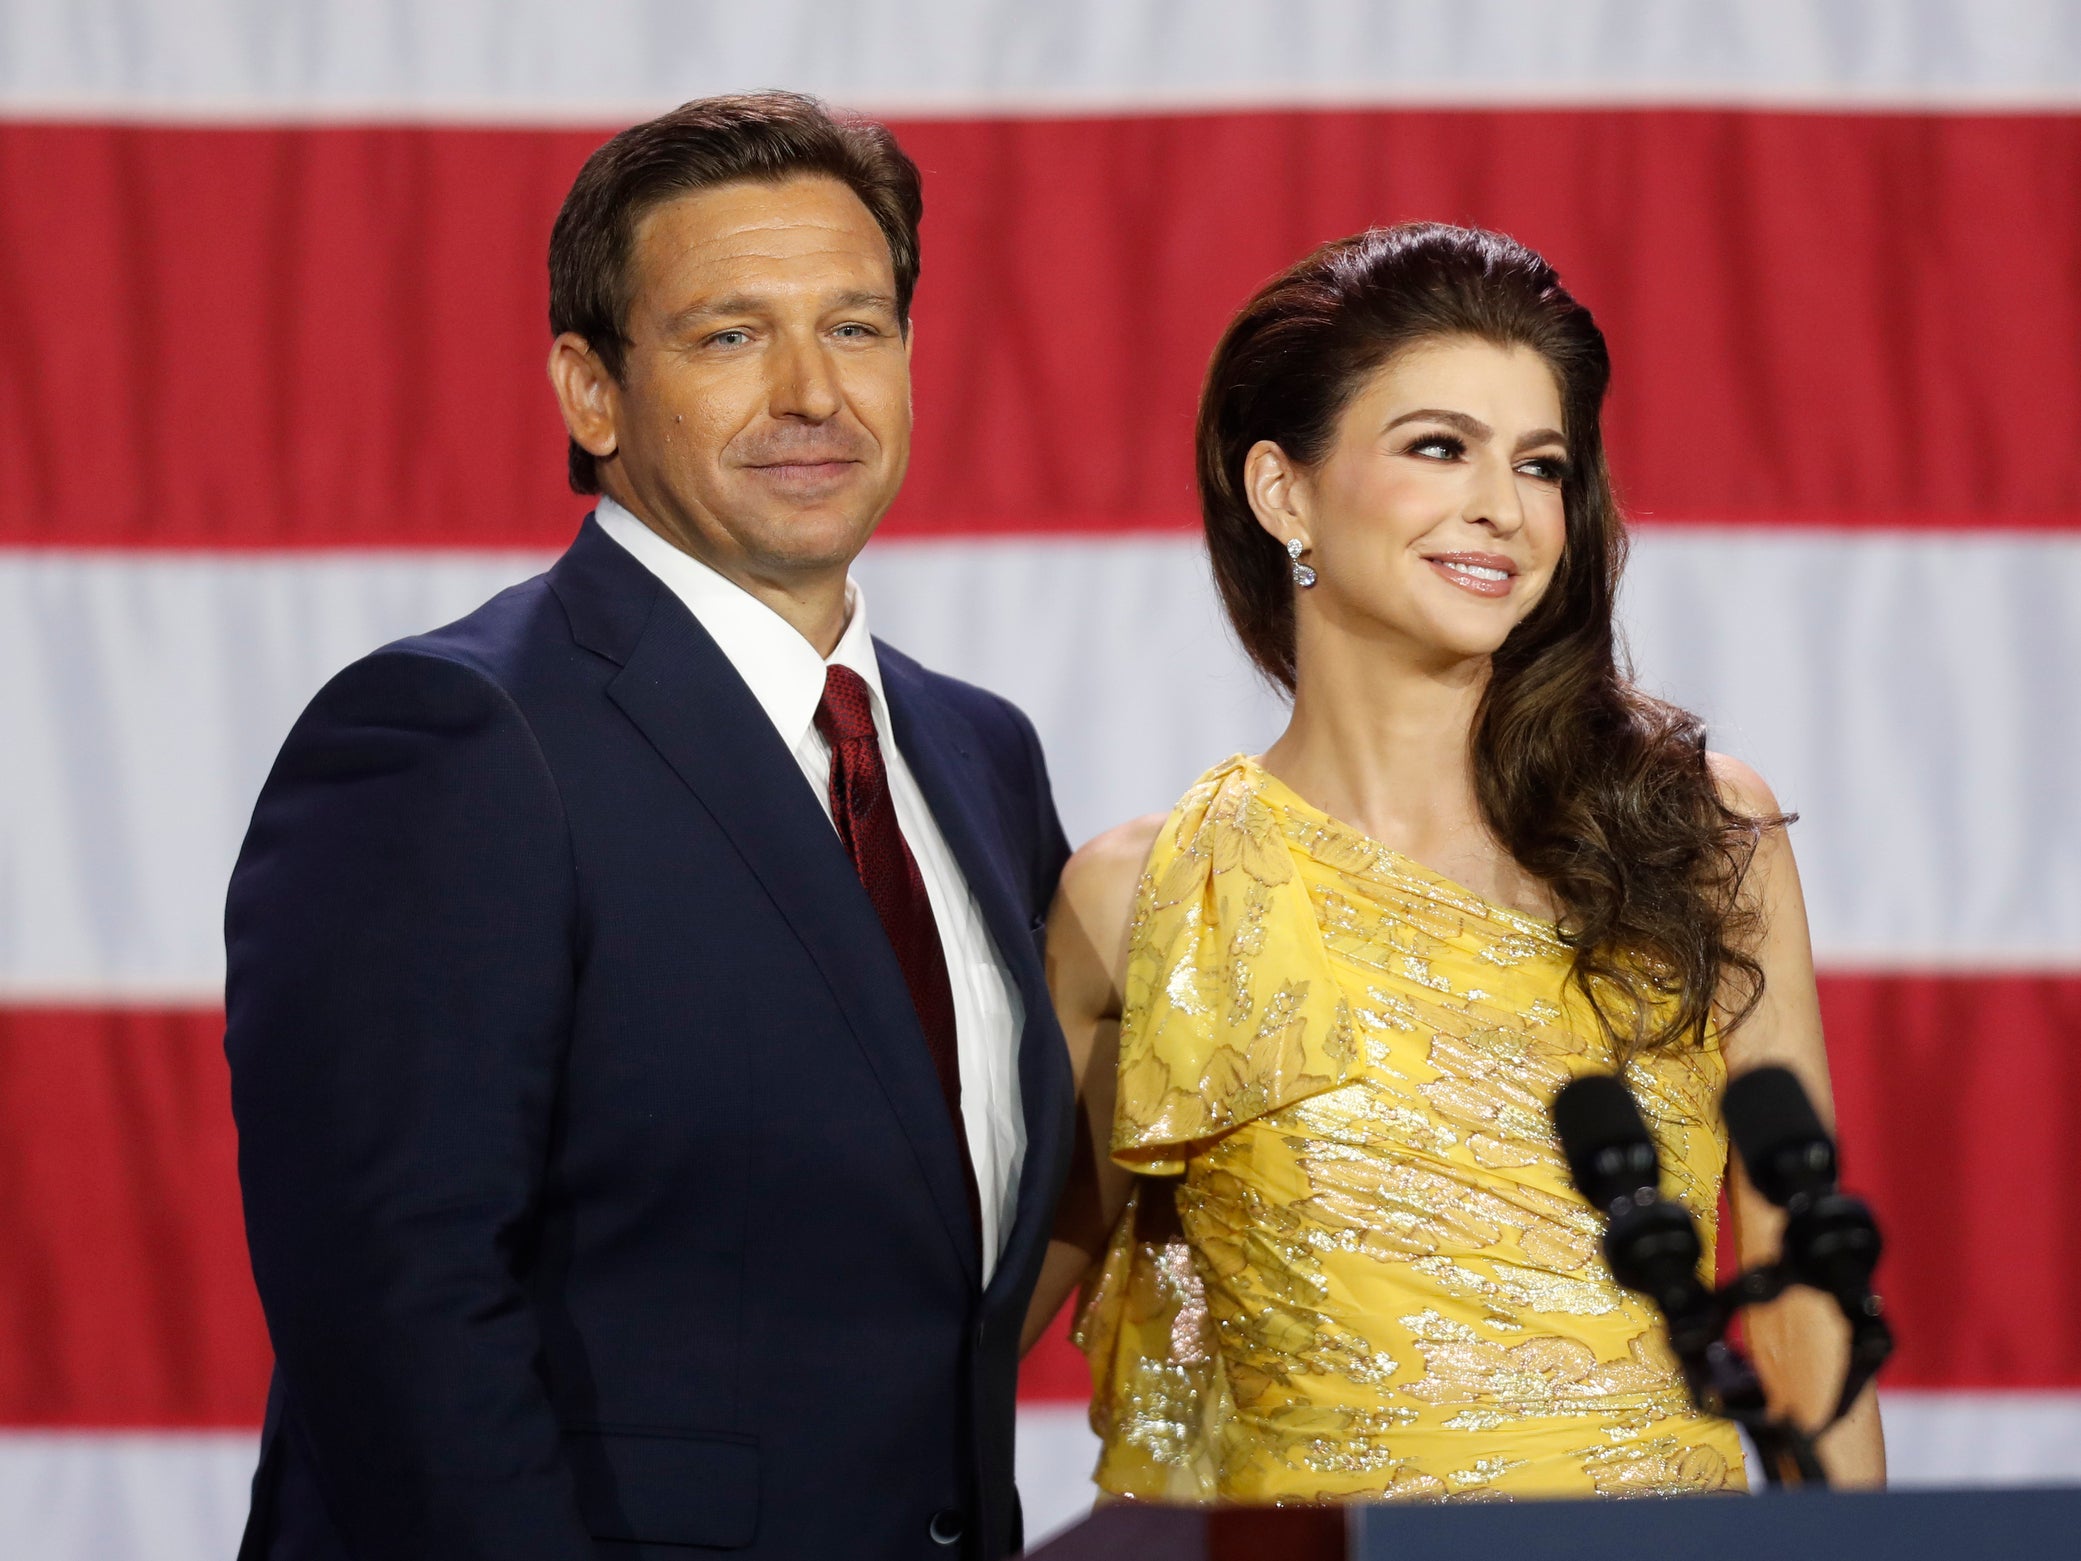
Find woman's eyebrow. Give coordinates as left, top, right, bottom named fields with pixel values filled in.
left=1382, top=409, right=1565, bottom=454
left=1383, top=407, right=1492, bottom=439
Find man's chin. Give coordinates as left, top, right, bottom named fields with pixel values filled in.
left=736, top=505, right=886, bottom=577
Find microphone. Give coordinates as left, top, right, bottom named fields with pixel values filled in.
left=1554, top=1072, right=1838, bottom=1483
left=1551, top=1075, right=1717, bottom=1360
left=1552, top=1070, right=1660, bottom=1209
left=1722, top=1066, right=1892, bottom=1416
left=1554, top=1067, right=1888, bottom=1483
left=1721, top=1064, right=1837, bottom=1205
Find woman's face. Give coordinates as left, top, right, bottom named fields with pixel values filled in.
left=1253, top=335, right=1571, bottom=666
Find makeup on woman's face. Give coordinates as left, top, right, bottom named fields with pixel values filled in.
left=1299, top=336, right=1570, bottom=663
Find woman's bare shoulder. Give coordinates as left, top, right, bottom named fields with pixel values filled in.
left=1049, top=813, right=1169, bottom=993
left=1059, top=813, right=1169, bottom=925
left=1706, top=750, right=1783, bottom=819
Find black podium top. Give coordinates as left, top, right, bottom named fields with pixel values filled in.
left=1030, top=1486, right=2081, bottom=1561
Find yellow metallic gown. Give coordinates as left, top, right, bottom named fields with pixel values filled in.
left=1075, top=756, right=1746, bottom=1501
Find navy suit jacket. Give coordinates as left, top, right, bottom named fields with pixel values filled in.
left=225, top=517, right=1076, bottom=1560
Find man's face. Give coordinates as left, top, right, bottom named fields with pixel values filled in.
left=560, top=175, right=912, bottom=584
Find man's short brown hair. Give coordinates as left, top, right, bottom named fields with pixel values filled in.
left=548, top=90, right=924, bottom=495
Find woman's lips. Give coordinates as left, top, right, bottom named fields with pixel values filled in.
left=1423, top=552, right=1518, bottom=599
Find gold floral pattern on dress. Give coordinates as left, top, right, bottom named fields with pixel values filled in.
left=1073, top=1183, right=1226, bottom=1500
left=1111, top=764, right=1360, bottom=1176
left=1395, top=1310, right=1689, bottom=1417
left=1576, top=1436, right=1738, bottom=1496
left=1080, top=757, right=1744, bottom=1502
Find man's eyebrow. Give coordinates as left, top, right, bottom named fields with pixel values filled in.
left=662, top=290, right=899, bottom=334
left=661, top=295, right=762, bottom=332
left=826, top=289, right=899, bottom=314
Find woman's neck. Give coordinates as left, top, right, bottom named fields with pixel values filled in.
left=1265, top=661, right=1484, bottom=838
left=1259, top=620, right=1547, bottom=912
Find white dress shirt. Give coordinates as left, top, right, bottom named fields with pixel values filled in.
left=597, top=497, right=1025, bottom=1279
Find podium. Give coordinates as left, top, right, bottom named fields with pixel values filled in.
left=1027, top=1486, right=2081, bottom=1560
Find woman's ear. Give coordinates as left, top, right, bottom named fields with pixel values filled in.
left=1243, top=439, right=1309, bottom=553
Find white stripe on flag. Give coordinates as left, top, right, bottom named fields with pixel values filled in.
left=3, top=531, right=2077, bottom=999
left=4, top=1, right=2081, bottom=120
left=6, top=1396, right=2079, bottom=1561
left=0, top=1432, right=258, bottom=1561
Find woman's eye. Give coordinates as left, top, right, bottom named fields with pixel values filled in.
left=1409, top=435, right=1464, bottom=460
left=1519, top=457, right=1570, bottom=482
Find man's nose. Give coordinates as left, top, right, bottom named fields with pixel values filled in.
left=768, top=331, right=843, bottom=421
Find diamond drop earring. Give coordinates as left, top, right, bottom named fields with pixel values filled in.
left=1287, top=537, right=1317, bottom=588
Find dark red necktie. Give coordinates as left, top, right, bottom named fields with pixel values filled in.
left=815, top=665, right=981, bottom=1250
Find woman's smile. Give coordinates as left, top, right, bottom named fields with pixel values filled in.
left=1422, top=549, right=1519, bottom=599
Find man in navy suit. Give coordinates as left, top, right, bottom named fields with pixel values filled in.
left=226, top=92, right=1073, bottom=1560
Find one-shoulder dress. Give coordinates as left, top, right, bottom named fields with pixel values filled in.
left=1075, top=756, right=1747, bottom=1501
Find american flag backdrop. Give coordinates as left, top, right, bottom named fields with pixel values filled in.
left=3, top=2, right=2080, bottom=1555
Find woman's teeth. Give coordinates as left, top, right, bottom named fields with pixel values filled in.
left=1427, top=557, right=1516, bottom=596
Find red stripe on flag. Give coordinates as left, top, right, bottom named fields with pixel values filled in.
left=3, top=111, right=2079, bottom=549
left=2, top=977, right=2073, bottom=1428
left=1824, top=971, right=2081, bottom=1389
left=1019, top=1308, right=1091, bottom=1409
left=0, top=1008, right=268, bottom=1428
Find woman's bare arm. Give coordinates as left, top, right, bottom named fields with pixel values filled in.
left=1711, top=755, right=1886, bottom=1487
left=1019, top=817, right=1163, bottom=1355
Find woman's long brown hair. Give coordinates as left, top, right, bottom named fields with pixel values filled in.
left=1198, top=222, right=1779, bottom=1053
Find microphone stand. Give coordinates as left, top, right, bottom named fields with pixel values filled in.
left=1558, top=1069, right=1892, bottom=1490
left=1657, top=1251, right=1892, bottom=1487
left=1668, top=1263, right=1830, bottom=1488
left=1711, top=1065, right=1898, bottom=1477
left=1607, top=1208, right=1830, bottom=1487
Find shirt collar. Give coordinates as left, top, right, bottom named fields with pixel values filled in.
left=595, top=495, right=885, bottom=751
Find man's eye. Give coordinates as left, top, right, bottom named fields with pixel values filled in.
left=833, top=322, right=877, bottom=339
left=707, top=329, right=752, bottom=348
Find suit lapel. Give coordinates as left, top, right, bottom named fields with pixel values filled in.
left=879, top=653, right=1075, bottom=1303
left=559, top=526, right=983, bottom=1284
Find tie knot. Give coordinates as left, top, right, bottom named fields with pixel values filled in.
left=816, top=664, right=878, bottom=745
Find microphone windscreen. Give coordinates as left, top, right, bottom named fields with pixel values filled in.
left=1723, top=1066, right=1836, bottom=1205
left=1552, top=1073, right=1658, bottom=1208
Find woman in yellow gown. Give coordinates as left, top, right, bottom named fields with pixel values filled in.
left=1024, top=223, right=1885, bottom=1501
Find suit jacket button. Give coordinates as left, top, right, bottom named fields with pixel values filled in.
left=929, top=1508, right=965, bottom=1546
